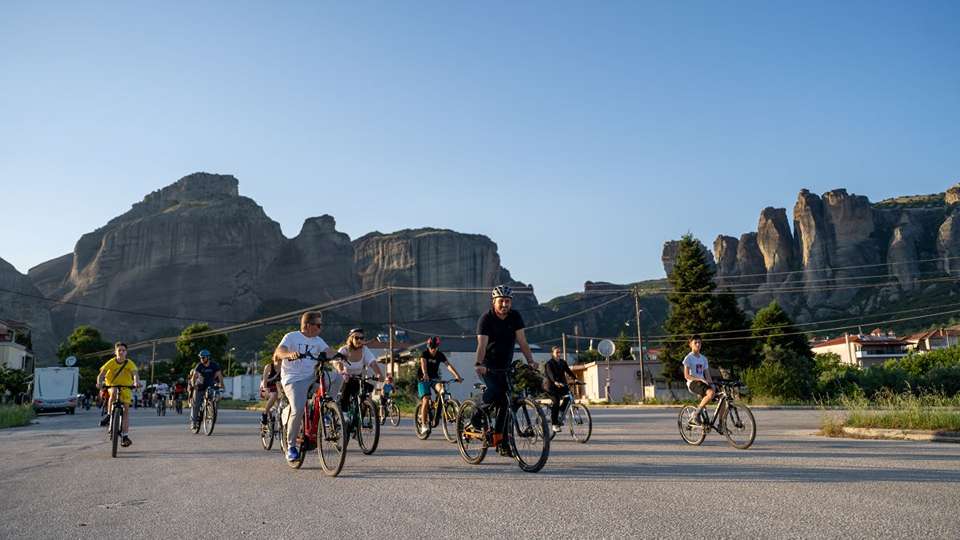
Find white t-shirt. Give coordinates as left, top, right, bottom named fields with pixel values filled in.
left=279, top=331, right=331, bottom=384
left=682, top=352, right=709, bottom=389
left=337, top=346, right=377, bottom=376
left=155, top=383, right=169, bottom=396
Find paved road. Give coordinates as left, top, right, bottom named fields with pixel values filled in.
left=2, top=406, right=958, bottom=539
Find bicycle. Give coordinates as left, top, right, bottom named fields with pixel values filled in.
left=414, top=379, right=461, bottom=443
left=103, top=385, right=136, bottom=458
left=260, top=394, right=284, bottom=451
left=545, top=381, right=592, bottom=444
left=678, top=379, right=756, bottom=449
left=377, top=394, right=401, bottom=427
left=174, top=394, right=184, bottom=415
left=341, top=369, right=380, bottom=455
left=280, top=352, right=347, bottom=476
left=156, top=394, right=167, bottom=416
left=455, top=367, right=550, bottom=473
left=191, top=386, right=222, bottom=436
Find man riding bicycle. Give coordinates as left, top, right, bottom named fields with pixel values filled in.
left=418, top=336, right=462, bottom=435
left=473, top=285, right=538, bottom=455
left=96, top=342, right=141, bottom=448
left=191, top=350, right=224, bottom=430
left=682, top=335, right=715, bottom=424
left=273, top=311, right=343, bottom=463
left=154, top=381, right=170, bottom=409
left=544, top=345, right=576, bottom=432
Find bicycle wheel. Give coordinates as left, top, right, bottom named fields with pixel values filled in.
left=678, top=406, right=707, bottom=445
left=317, top=401, right=346, bottom=476
left=510, top=398, right=550, bottom=473
left=414, top=402, right=431, bottom=440
left=378, top=404, right=387, bottom=426
left=357, top=399, right=380, bottom=455
left=455, top=399, right=488, bottom=465
left=542, top=404, right=557, bottom=441
left=568, top=403, right=593, bottom=444
left=110, top=406, right=122, bottom=458
left=203, top=401, right=217, bottom=436
left=260, top=413, right=275, bottom=450
left=389, top=403, right=401, bottom=426
left=722, top=403, right=756, bottom=449
left=278, top=407, right=289, bottom=454
left=441, top=399, right=460, bottom=443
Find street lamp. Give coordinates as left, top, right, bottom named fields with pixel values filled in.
left=227, top=347, right=236, bottom=376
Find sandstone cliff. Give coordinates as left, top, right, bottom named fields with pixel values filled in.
left=666, top=182, right=960, bottom=321
left=16, top=173, right=538, bottom=353
left=0, top=257, right=57, bottom=361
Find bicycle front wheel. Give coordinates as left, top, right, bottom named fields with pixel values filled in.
left=455, top=400, right=488, bottom=465
left=389, top=403, right=401, bottom=426
left=678, top=406, right=706, bottom=445
left=357, top=399, right=380, bottom=455
left=414, top=402, right=431, bottom=440
left=261, top=414, right=275, bottom=450
left=568, top=403, right=592, bottom=443
left=510, top=398, right=550, bottom=473
left=722, top=403, right=756, bottom=449
left=441, top=399, right=460, bottom=443
left=203, top=401, right=217, bottom=436
left=110, top=407, right=122, bottom=458
left=317, top=401, right=346, bottom=476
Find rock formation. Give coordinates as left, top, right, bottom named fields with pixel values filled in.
left=12, top=173, right=537, bottom=354
left=665, top=181, right=960, bottom=322
left=0, top=257, right=57, bottom=361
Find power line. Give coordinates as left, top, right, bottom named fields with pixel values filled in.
left=708, top=254, right=960, bottom=281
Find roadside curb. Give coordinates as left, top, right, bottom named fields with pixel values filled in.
left=841, top=426, right=960, bottom=443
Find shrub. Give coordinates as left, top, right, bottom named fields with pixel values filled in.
left=743, top=345, right=815, bottom=401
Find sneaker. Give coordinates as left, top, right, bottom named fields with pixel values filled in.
left=419, top=424, right=429, bottom=435
left=496, top=444, right=513, bottom=457
left=286, top=447, right=299, bottom=462
left=120, top=436, right=132, bottom=447
left=99, top=416, right=109, bottom=427
left=260, top=413, right=268, bottom=425
left=551, top=424, right=561, bottom=433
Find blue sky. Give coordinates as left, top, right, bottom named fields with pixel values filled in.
left=1, top=1, right=958, bottom=301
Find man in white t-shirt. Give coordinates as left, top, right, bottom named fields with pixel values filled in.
left=273, top=311, right=342, bottom=462
left=682, top=335, right=715, bottom=424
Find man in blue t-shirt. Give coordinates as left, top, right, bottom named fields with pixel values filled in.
left=190, top=349, right=223, bottom=429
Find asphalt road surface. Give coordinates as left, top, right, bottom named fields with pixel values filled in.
left=2, top=405, right=958, bottom=539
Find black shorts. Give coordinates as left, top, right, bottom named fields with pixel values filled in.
left=688, top=380, right=710, bottom=398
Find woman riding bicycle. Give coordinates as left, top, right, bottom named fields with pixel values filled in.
left=336, top=328, right=383, bottom=425
left=260, top=354, right=282, bottom=426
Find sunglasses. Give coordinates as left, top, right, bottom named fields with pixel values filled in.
left=309, top=321, right=322, bottom=327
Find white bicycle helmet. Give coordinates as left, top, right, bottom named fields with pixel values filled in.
left=491, top=285, right=513, bottom=299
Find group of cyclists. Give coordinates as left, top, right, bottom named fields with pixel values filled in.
left=95, top=284, right=729, bottom=464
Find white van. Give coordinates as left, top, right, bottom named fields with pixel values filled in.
left=32, top=367, right=80, bottom=414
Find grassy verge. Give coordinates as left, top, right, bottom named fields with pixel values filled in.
left=218, top=399, right=264, bottom=410
left=0, top=405, right=35, bottom=429
left=820, top=392, right=960, bottom=435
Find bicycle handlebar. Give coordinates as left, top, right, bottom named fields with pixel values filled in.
left=427, top=378, right=461, bottom=385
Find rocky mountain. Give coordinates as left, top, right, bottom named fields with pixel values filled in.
left=0, top=257, right=57, bottom=360
left=19, top=173, right=535, bottom=360
left=663, top=183, right=960, bottom=323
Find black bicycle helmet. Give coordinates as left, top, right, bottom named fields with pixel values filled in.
left=427, top=336, right=441, bottom=348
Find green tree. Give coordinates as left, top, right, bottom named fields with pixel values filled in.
left=57, top=326, right=113, bottom=394
left=174, top=323, right=229, bottom=377
left=751, top=301, right=811, bottom=360
left=660, top=235, right=752, bottom=382
left=744, top=344, right=816, bottom=401
left=614, top=331, right=634, bottom=361
left=0, top=366, right=31, bottom=398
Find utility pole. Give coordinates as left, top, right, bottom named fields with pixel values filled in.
left=388, top=287, right=395, bottom=378
left=634, top=288, right=645, bottom=401
left=150, top=340, right=157, bottom=384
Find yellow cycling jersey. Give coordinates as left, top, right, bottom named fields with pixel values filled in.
left=100, top=357, right=138, bottom=387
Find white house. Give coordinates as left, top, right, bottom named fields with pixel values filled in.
left=0, top=320, right=34, bottom=372
left=811, top=330, right=907, bottom=368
